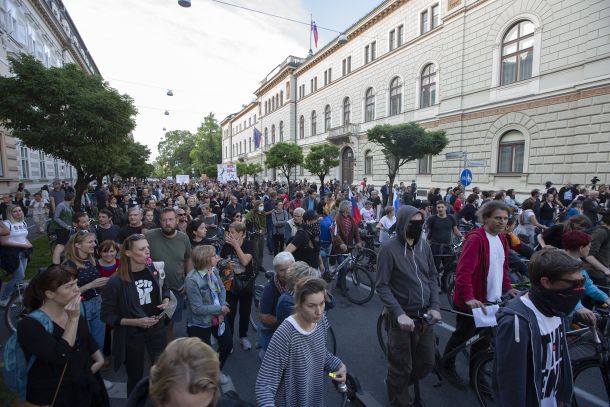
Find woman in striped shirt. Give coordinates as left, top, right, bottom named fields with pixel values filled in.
left=255, top=277, right=346, bottom=407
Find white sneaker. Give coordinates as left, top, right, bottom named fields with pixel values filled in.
left=219, top=372, right=230, bottom=385
left=240, top=337, right=252, bottom=351
left=103, top=379, right=114, bottom=390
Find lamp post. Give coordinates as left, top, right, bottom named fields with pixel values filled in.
left=178, top=0, right=191, bottom=7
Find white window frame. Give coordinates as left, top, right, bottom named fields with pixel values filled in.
left=415, top=62, right=440, bottom=111
left=420, top=3, right=441, bottom=35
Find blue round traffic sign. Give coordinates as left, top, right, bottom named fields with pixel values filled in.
left=460, top=169, right=473, bottom=187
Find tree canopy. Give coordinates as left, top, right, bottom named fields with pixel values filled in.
left=303, top=144, right=340, bottom=185
left=0, top=54, right=138, bottom=207
left=236, top=162, right=263, bottom=184
left=265, top=142, right=303, bottom=195
left=368, top=122, right=448, bottom=202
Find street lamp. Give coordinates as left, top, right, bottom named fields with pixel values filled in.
left=338, top=33, right=348, bottom=44
left=178, top=0, right=191, bottom=7
left=164, top=110, right=170, bottom=115
left=167, top=89, right=173, bottom=96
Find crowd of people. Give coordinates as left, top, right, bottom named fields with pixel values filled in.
left=2, top=175, right=610, bottom=406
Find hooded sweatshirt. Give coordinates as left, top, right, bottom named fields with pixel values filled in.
left=493, top=295, right=573, bottom=406
left=376, top=205, right=439, bottom=318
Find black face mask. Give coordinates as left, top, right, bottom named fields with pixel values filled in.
left=405, top=220, right=423, bottom=240
left=303, top=222, right=320, bottom=238
left=528, top=285, right=584, bottom=317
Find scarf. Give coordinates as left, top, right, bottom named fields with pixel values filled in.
left=274, top=273, right=288, bottom=295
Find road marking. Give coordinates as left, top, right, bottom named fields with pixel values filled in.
left=573, top=387, right=607, bottom=407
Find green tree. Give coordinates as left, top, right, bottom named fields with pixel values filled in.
left=265, top=142, right=303, bottom=196
left=303, top=144, right=340, bottom=186
left=236, top=162, right=263, bottom=184
left=191, top=113, right=222, bottom=175
left=115, top=141, right=153, bottom=180
left=0, top=54, right=136, bottom=208
left=367, top=122, right=448, bottom=203
left=157, top=130, right=197, bottom=176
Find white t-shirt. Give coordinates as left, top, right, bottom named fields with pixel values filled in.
left=521, top=295, right=562, bottom=407
left=485, top=232, right=505, bottom=302
left=378, top=215, right=396, bottom=242
left=4, top=220, right=28, bottom=245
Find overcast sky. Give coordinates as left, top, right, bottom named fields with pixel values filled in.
left=61, top=0, right=380, bottom=159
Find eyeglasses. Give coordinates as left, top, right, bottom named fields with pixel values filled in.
left=555, top=277, right=586, bottom=289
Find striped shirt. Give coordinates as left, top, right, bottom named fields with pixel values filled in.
left=255, top=315, right=342, bottom=407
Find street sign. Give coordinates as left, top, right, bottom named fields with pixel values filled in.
left=467, top=159, right=487, bottom=167
left=446, top=151, right=465, bottom=160
left=460, top=169, right=473, bottom=187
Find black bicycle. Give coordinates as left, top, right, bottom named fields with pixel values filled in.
left=570, top=306, right=610, bottom=407
left=376, top=307, right=500, bottom=407
left=323, top=247, right=376, bottom=305
left=333, top=373, right=384, bottom=407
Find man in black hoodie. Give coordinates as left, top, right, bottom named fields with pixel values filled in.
left=493, top=249, right=583, bottom=406
left=376, top=205, right=441, bottom=406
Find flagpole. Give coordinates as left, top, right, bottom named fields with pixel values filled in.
left=309, top=14, right=312, bottom=56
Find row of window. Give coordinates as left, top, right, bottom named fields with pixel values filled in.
left=232, top=113, right=258, bottom=135
left=17, top=145, right=70, bottom=180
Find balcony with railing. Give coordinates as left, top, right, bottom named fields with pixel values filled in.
left=327, top=123, right=361, bottom=143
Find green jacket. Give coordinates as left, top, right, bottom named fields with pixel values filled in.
left=245, top=210, right=266, bottom=234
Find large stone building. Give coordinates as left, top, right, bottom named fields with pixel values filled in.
left=221, top=0, right=610, bottom=193
left=0, top=0, right=99, bottom=194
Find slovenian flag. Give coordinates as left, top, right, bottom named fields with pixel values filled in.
left=311, top=21, right=318, bottom=48
left=253, top=127, right=262, bottom=149
left=348, top=189, right=362, bottom=225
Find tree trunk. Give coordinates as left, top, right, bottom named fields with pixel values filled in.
left=74, top=170, right=90, bottom=212
left=387, top=171, right=397, bottom=206
left=319, top=174, right=325, bottom=187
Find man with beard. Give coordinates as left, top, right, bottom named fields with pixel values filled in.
left=145, top=208, right=193, bottom=342
left=376, top=205, right=441, bottom=406
left=286, top=210, right=325, bottom=273
left=118, top=207, right=144, bottom=244
left=493, top=249, right=582, bottom=406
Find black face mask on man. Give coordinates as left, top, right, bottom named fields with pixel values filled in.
left=528, top=285, right=584, bottom=317
left=405, top=219, right=423, bottom=240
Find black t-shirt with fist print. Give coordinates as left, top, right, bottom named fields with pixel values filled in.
left=131, top=269, right=160, bottom=317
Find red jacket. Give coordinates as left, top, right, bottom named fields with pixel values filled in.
left=453, top=227, right=512, bottom=312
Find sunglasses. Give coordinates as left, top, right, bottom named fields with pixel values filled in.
left=130, top=233, right=146, bottom=241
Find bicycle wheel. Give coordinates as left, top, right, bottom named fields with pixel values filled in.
left=5, top=289, right=26, bottom=334
left=355, top=248, right=377, bottom=273
left=327, top=325, right=337, bottom=355
left=471, top=351, right=495, bottom=407
left=345, top=265, right=375, bottom=305
left=446, top=271, right=456, bottom=309
left=249, top=284, right=265, bottom=331
left=572, top=357, right=610, bottom=407
left=376, top=313, right=388, bottom=357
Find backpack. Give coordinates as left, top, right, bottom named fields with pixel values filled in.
left=3, top=309, right=54, bottom=401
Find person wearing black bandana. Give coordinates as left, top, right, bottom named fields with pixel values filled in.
left=286, top=210, right=325, bottom=274
left=493, top=249, right=583, bottom=406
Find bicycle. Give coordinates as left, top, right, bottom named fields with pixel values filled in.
left=322, top=246, right=376, bottom=305
left=250, top=271, right=337, bottom=355
left=430, top=240, right=463, bottom=298
left=570, top=306, right=610, bottom=407
left=376, top=305, right=505, bottom=407
left=4, top=279, right=30, bottom=333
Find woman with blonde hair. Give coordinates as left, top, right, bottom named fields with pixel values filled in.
left=185, top=245, right=232, bottom=384
left=0, top=204, right=31, bottom=307
left=101, top=234, right=171, bottom=395
left=62, top=230, right=107, bottom=352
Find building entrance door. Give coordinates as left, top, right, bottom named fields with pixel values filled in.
left=341, top=147, right=354, bottom=186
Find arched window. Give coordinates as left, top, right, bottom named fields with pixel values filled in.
left=420, top=64, right=436, bottom=108
left=264, top=128, right=268, bottom=146
left=498, top=130, right=525, bottom=173
left=389, top=77, right=402, bottom=116
left=364, top=150, right=373, bottom=175
left=324, top=105, right=331, bottom=132
left=311, top=111, right=317, bottom=136
left=279, top=121, right=284, bottom=142
left=343, top=97, right=351, bottom=125
left=299, top=115, right=305, bottom=139
left=271, top=124, right=276, bottom=144
left=501, top=20, right=534, bottom=85
left=365, top=87, right=375, bottom=122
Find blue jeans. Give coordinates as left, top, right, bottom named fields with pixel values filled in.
left=541, top=218, right=554, bottom=227
left=82, top=295, right=105, bottom=350
left=266, top=219, right=274, bottom=253
left=0, top=251, right=27, bottom=302
left=320, top=241, right=331, bottom=274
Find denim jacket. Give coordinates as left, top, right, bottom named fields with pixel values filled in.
left=185, top=268, right=227, bottom=328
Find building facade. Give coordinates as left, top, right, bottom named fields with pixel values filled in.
left=222, top=0, right=610, bottom=193
left=0, top=0, right=99, bottom=194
